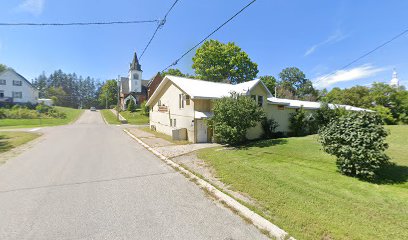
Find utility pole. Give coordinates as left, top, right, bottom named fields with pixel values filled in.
left=117, top=75, right=120, bottom=121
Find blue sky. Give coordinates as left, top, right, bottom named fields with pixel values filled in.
left=0, top=0, right=407, bottom=89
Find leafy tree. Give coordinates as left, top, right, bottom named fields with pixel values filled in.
left=319, top=112, right=389, bottom=180
left=161, top=69, right=186, bottom=77
left=390, top=90, right=408, bottom=124
left=209, top=92, right=265, bottom=145
left=371, top=105, right=396, bottom=125
left=289, top=107, right=314, bottom=136
left=32, top=72, right=48, bottom=98
left=192, top=40, right=258, bottom=84
left=46, top=87, right=68, bottom=106
left=0, top=64, right=7, bottom=72
left=370, top=82, right=396, bottom=107
left=140, top=101, right=149, bottom=116
left=98, top=80, right=118, bottom=108
left=127, top=99, right=136, bottom=112
left=259, top=75, right=277, bottom=95
left=278, top=67, right=318, bottom=100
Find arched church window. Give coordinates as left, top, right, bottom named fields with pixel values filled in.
left=133, top=73, right=139, bottom=79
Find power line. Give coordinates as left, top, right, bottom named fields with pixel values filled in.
left=161, top=0, right=256, bottom=72
left=0, top=20, right=159, bottom=27
left=316, top=28, right=408, bottom=84
left=139, top=0, right=180, bottom=60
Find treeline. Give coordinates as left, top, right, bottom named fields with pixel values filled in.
left=322, top=83, right=408, bottom=124
left=32, top=70, right=101, bottom=109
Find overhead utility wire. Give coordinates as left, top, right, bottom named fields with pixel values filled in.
left=316, top=28, right=408, bottom=83
left=161, top=0, right=257, bottom=72
left=0, top=20, right=159, bottom=26
left=139, top=0, right=180, bottom=60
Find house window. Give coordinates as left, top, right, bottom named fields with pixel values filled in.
left=251, top=95, right=256, bottom=101
left=186, top=95, right=190, bottom=105
left=13, top=80, right=22, bottom=86
left=0, top=79, right=6, bottom=85
left=278, top=105, right=285, bottom=110
left=0, top=90, right=4, bottom=98
left=179, top=94, right=184, bottom=109
left=170, top=119, right=173, bottom=127
left=258, top=96, right=264, bottom=107
left=12, top=91, right=22, bottom=99
left=158, top=100, right=162, bottom=106
left=173, top=119, right=177, bottom=127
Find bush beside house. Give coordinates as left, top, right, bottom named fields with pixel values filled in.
left=209, top=92, right=265, bottom=145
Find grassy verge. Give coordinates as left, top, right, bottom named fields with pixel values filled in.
left=140, top=127, right=190, bottom=145
left=100, top=109, right=121, bottom=124
left=197, top=125, right=408, bottom=240
left=0, top=131, right=41, bottom=157
left=120, top=110, right=149, bottom=125
left=0, top=107, right=83, bottom=129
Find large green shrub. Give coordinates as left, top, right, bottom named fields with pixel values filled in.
left=210, top=92, right=265, bottom=145
left=140, top=101, right=149, bottom=116
left=127, top=100, right=136, bottom=112
left=289, top=107, right=314, bottom=136
left=319, top=111, right=389, bottom=179
left=261, top=118, right=279, bottom=139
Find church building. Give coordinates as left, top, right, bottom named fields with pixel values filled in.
left=390, top=69, right=400, bottom=88
left=119, top=52, right=150, bottom=110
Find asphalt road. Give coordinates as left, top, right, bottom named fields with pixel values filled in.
left=0, top=110, right=267, bottom=240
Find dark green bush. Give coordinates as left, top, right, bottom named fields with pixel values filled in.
left=140, top=101, right=149, bottom=116
left=319, top=111, right=390, bottom=180
left=127, top=100, right=136, bottom=112
left=210, top=92, right=265, bottom=145
left=261, top=118, right=279, bottom=139
left=289, top=107, right=313, bottom=136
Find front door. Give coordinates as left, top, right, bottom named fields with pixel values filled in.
left=196, top=120, right=208, bottom=143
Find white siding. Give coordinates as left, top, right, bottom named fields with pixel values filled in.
left=0, top=70, right=38, bottom=104
left=149, top=81, right=195, bottom=142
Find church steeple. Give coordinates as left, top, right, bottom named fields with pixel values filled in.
left=390, top=68, right=399, bottom=88
left=130, top=52, right=142, bottom=71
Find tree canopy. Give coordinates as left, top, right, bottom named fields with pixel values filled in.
left=278, top=67, right=318, bottom=100
left=0, top=64, right=7, bottom=72
left=32, top=69, right=100, bottom=108
left=192, top=40, right=258, bottom=84
left=98, top=80, right=118, bottom=108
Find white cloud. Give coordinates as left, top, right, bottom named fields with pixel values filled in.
left=304, top=29, right=348, bottom=56
left=17, top=0, right=45, bottom=16
left=313, top=64, right=385, bottom=88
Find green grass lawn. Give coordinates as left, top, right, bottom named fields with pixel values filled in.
left=0, top=107, right=83, bottom=129
left=197, top=125, right=408, bottom=240
left=0, top=131, right=41, bottom=157
left=120, top=110, right=149, bottom=125
left=100, top=109, right=121, bottom=124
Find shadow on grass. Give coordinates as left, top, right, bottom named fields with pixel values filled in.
left=235, top=138, right=288, bottom=150
left=0, top=134, right=12, bottom=153
left=373, top=163, right=408, bottom=185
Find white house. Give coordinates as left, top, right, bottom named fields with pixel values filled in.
left=146, top=75, right=371, bottom=143
left=0, top=68, right=39, bottom=104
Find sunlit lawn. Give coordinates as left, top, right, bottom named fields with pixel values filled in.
left=120, top=110, right=149, bottom=125
left=0, top=131, right=41, bottom=164
left=100, top=109, right=121, bottom=124
left=197, top=125, right=408, bottom=240
left=0, top=107, right=83, bottom=129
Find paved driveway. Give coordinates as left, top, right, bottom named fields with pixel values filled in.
left=0, top=110, right=267, bottom=239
